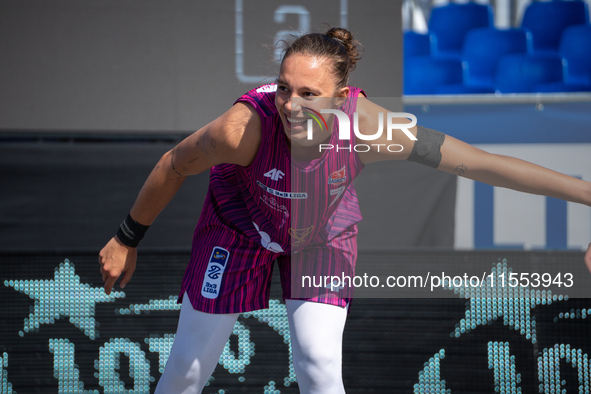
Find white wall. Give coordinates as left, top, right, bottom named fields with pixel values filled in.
left=455, top=144, right=591, bottom=250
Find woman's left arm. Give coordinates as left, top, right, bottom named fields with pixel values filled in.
left=353, top=97, right=591, bottom=272
left=438, top=135, right=591, bottom=273
left=438, top=134, right=591, bottom=206
left=355, top=98, right=591, bottom=205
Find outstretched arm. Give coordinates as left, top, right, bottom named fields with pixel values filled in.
left=99, top=102, right=262, bottom=294
left=438, top=135, right=591, bottom=273
left=319, top=95, right=591, bottom=272
left=437, top=135, right=591, bottom=206
left=354, top=96, right=591, bottom=205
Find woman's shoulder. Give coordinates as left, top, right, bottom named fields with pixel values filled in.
left=234, top=84, right=279, bottom=120
left=347, top=86, right=366, bottom=98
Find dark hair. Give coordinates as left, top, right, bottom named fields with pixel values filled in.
left=280, top=27, right=362, bottom=90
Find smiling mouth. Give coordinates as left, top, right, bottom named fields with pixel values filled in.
left=284, top=114, right=310, bottom=129
left=287, top=117, right=307, bottom=124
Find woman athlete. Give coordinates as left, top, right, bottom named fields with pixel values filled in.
left=99, top=27, right=591, bottom=393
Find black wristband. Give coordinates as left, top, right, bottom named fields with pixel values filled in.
left=116, top=213, right=150, bottom=248
left=406, top=125, right=446, bottom=169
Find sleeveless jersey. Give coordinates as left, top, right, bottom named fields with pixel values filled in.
left=192, top=84, right=365, bottom=255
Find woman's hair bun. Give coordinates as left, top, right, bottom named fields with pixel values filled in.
left=280, top=26, right=363, bottom=88
left=325, top=27, right=361, bottom=71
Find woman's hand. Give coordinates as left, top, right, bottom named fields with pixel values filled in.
left=99, top=236, right=137, bottom=295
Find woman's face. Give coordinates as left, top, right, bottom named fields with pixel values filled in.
left=275, top=54, right=348, bottom=147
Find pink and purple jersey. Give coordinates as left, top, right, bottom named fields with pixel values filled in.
left=179, top=84, right=365, bottom=313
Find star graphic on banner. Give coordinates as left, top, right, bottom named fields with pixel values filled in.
left=4, top=259, right=124, bottom=340
left=445, top=259, right=568, bottom=344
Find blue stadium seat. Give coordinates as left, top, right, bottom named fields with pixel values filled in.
left=404, top=31, right=432, bottom=58
left=437, top=28, right=532, bottom=93
left=462, top=28, right=531, bottom=88
left=560, top=24, right=591, bottom=84
left=428, top=3, right=493, bottom=58
left=535, top=24, right=591, bottom=92
left=404, top=56, right=463, bottom=95
left=438, top=27, right=531, bottom=94
left=435, top=83, right=495, bottom=94
left=521, top=0, right=590, bottom=53
left=495, top=54, right=564, bottom=93
left=534, top=81, right=591, bottom=92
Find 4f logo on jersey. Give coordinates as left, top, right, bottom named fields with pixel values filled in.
left=264, top=168, right=285, bottom=181
left=201, top=247, right=230, bottom=299
left=328, top=166, right=346, bottom=185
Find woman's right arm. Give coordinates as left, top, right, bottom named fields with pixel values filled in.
left=99, top=102, right=261, bottom=294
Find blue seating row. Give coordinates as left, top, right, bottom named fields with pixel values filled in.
left=404, top=1, right=591, bottom=94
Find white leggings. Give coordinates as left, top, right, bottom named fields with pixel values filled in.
left=155, top=296, right=348, bottom=394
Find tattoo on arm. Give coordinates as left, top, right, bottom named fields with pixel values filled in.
left=170, top=149, right=183, bottom=176
left=197, top=132, right=217, bottom=155
left=454, top=163, right=467, bottom=177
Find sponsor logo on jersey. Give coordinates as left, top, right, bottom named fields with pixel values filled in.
left=201, top=247, right=230, bottom=299
left=213, top=251, right=226, bottom=260
left=289, top=225, right=314, bottom=246
left=256, top=84, right=277, bottom=93
left=329, top=186, right=346, bottom=206
left=260, top=195, right=289, bottom=216
left=264, top=168, right=285, bottom=181
left=328, top=166, right=347, bottom=185
left=207, top=265, right=222, bottom=279
left=257, top=181, right=307, bottom=199
left=253, top=222, right=284, bottom=253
